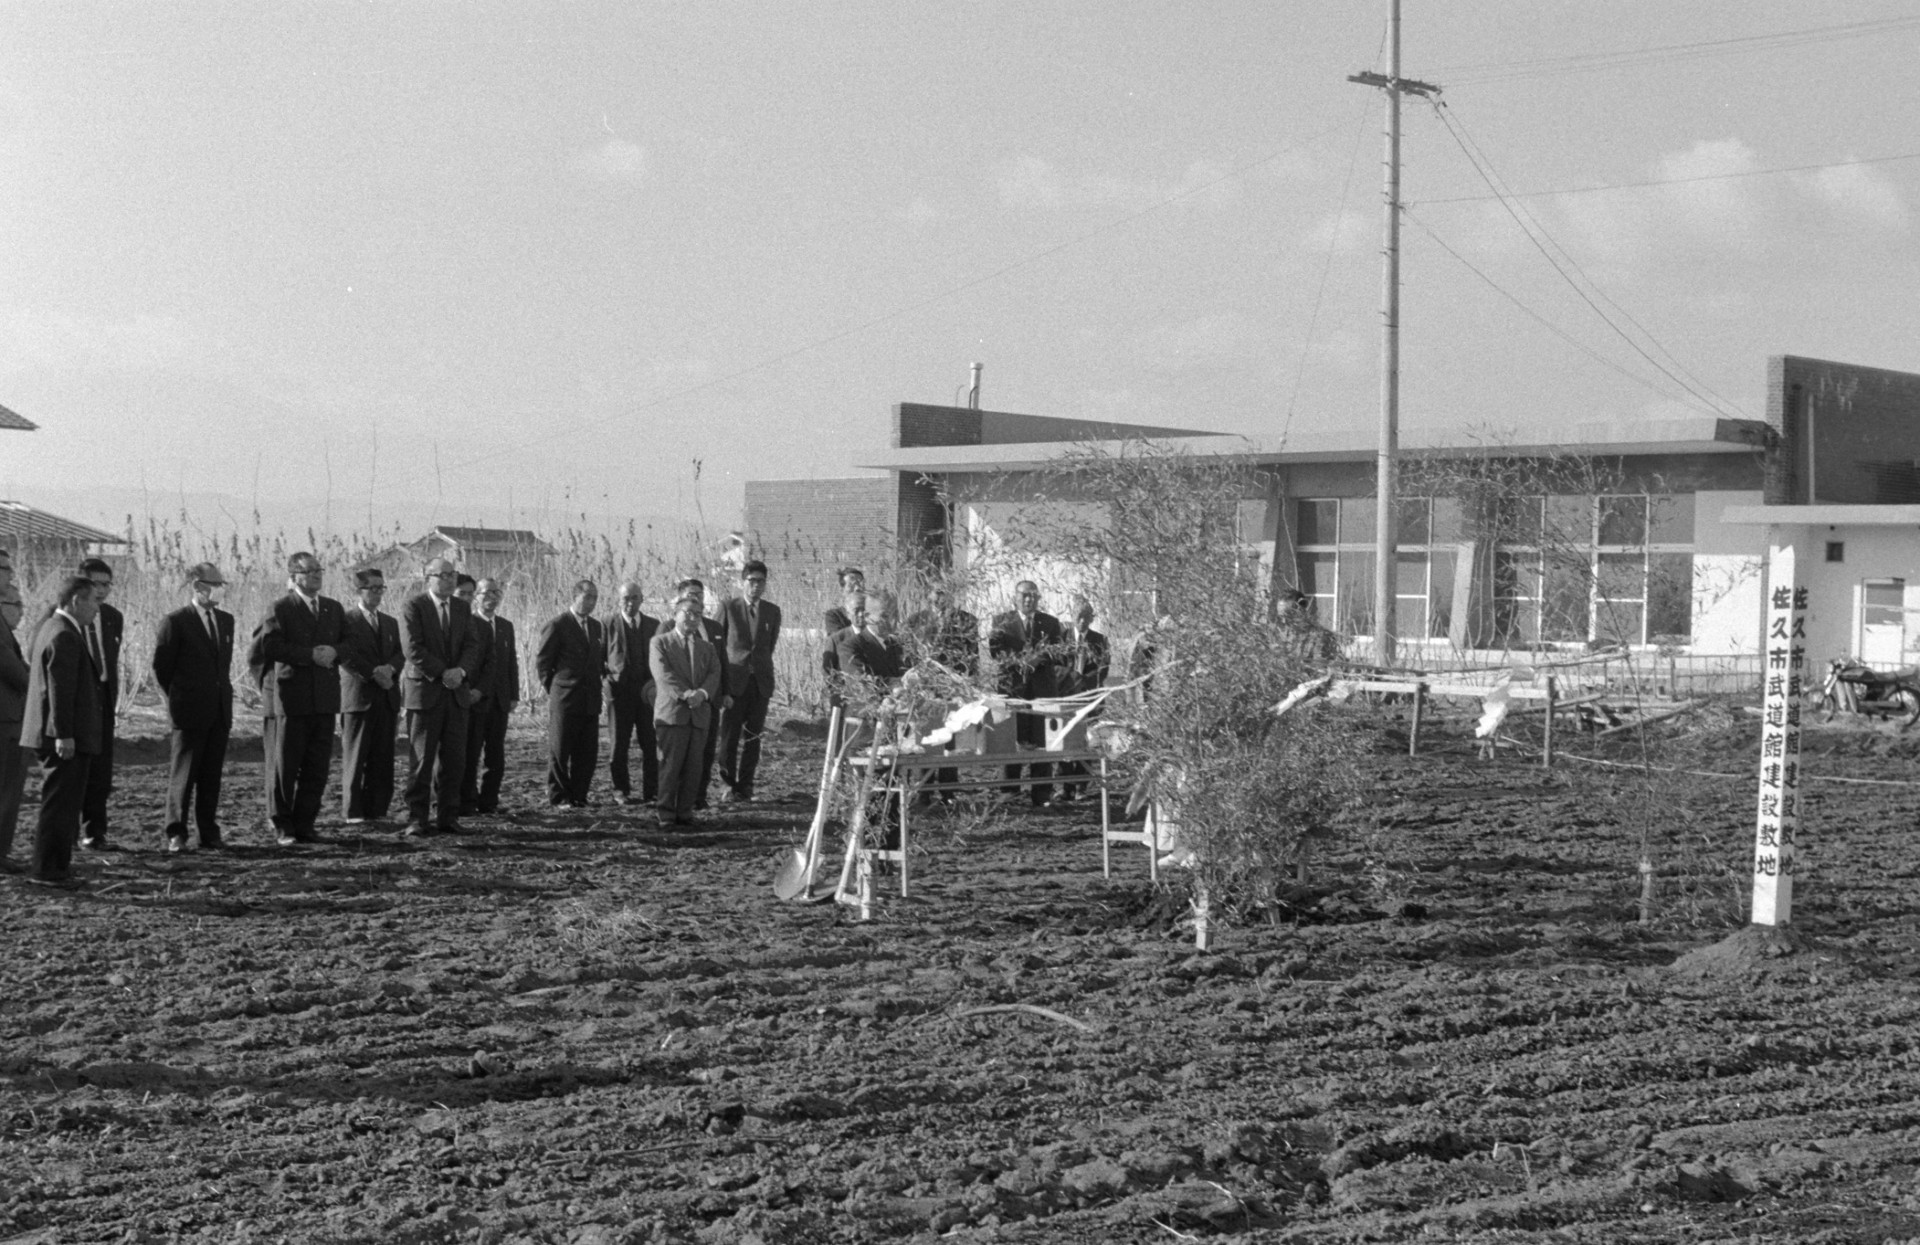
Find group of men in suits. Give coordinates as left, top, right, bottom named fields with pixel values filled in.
left=532, top=561, right=781, bottom=822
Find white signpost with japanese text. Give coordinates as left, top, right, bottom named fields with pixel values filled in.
left=1753, top=543, right=1805, bottom=926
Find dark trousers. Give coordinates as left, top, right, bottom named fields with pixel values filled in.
left=547, top=707, right=599, bottom=805
left=718, top=677, right=771, bottom=796
left=462, top=696, right=511, bottom=813
left=264, top=713, right=334, bottom=832
left=1002, top=711, right=1053, bottom=806
left=32, top=747, right=91, bottom=880
left=166, top=717, right=230, bottom=840
left=80, top=709, right=115, bottom=841
left=656, top=721, right=708, bottom=819
left=0, top=740, right=26, bottom=858
left=405, top=703, right=469, bottom=827
left=341, top=706, right=397, bottom=820
left=607, top=687, right=657, bottom=801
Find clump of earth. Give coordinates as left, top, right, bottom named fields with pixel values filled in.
left=5, top=701, right=1920, bottom=1243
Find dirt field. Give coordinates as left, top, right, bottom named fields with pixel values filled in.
left=5, top=700, right=1920, bottom=1245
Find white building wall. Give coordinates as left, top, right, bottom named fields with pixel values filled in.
left=1783, top=527, right=1920, bottom=667
left=1691, top=490, right=1765, bottom=656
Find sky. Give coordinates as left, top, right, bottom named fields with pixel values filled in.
left=2, top=1, right=1918, bottom=552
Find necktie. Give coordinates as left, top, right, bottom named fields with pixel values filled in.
left=202, top=608, right=218, bottom=643
left=749, top=602, right=758, bottom=638
left=439, top=601, right=450, bottom=636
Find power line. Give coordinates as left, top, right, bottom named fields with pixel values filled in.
left=1434, top=102, right=1750, bottom=420
left=1429, top=100, right=1747, bottom=421
left=1412, top=148, right=1920, bottom=206
left=1436, top=16, right=1920, bottom=85
left=370, top=118, right=1362, bottom=497
left=1404, top=208, right=1723, bottom=416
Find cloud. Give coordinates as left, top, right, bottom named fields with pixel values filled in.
left=902, top=196, right=946, bottom=231
left=1134, top=312, right=1261, bottom=373
left=0, top=308, right=215, bottom=377
left=1302, top=207, right=1372, bottom=254
left=995, top=155, right=1240, bottom=213
left=1800, top=162, right=1910, bottom=230
left=1654, top=137, right=1762, bottom=235
left=573, top=139, right=648, bottom=186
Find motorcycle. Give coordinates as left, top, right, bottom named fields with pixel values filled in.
left=1815, top=657, right=1920, bottom=729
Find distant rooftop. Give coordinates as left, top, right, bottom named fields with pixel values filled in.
left=0, top=403, right=38, bottom=432
left=413, top=525, right=558, bottom=553
left=0, top=501, right=126, bottom=546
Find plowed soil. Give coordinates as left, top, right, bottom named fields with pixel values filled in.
left=6, top=701, right=1920, bottom=1245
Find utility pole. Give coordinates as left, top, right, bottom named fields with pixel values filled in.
left=1349, top=0, right=1439, bottom=668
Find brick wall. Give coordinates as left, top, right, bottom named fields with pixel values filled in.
left=1769, top=355, right=1920, bottom=504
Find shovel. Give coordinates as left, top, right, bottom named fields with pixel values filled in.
left=774, top=706, right=845, bottom=900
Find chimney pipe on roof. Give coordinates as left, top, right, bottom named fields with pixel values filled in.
left=967, top=362, right=982, bottom=411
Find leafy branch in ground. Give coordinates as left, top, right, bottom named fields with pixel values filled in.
left=978, top=441, right=1372, bottom=932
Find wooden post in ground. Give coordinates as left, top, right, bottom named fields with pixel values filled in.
left=1753, top=542, right=1806, bottom=927
left=1542, top=675, right=1556, bottom=767
left=1409, top=681, right=1426, bottom=756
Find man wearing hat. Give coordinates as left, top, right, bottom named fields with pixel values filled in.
left=151, top=564, right=236, bottom=852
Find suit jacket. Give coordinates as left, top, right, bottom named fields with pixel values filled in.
left=90, top=602, right=124, bottom=714
left=649, top=628, right=721, bottom=729
left=1061, top=626, right=1111, bottom=696
left=338, top=606, right=403, bottom=715
left=21, top=612, right=102, bottom=752
left=604, top=611, right=659, bottom=703
left=152, top=603, right=236, bottom=731
left=0, top=624, right=29, bottom=726
left=536, top=610, right=605, bottom=717
left=989, top=610, right=1064, bottom=699
left=250, top=591, right=348, bottom=717
left=832, top=625, right=904, bottom=684
left=719, top=596, right=780, bottom=697
left=472, top=613, right=520, bottom=704
left=400, top=592, right=488, bottom=713
left=905, top=606, right=980, bottom=677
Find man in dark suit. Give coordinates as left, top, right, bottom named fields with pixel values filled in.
left=461, top=577, right=518, bottom=816
left=536, top=579, right=604, bottom=808
left=989, top=580, right=1064, bottom=807
left=717, top=560, right=780, bottom=802
left=0, top=584, right=28, bottom=871
left=1055, top=592, right=1111, bottom=802
left=249, top=551, right=345, bottom=846
left=21, top=576, right=102, bottom=887
left=830, top=591, right=905, bottom=691
left=821, top=565, right=864, bottom=705
left=649, top=595, right=721, bottom=825
left=338, top=568, right=403, bottom=825
left=673, top=577, right=728, bottom=810
left=603, top=580, right=658, bottom=808
left=76, top=558, right=122, bottom=852
left=151, top=563, right=236, bottom=852
left=398, top=558, right=486, bottom=836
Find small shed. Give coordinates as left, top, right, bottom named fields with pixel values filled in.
left=356, top=525, right=558, bottom=585
left=0, top=501, right=131, bottom=569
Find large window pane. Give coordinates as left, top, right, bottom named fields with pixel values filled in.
left=1339, top=496, right=1378, bottom=544
left=1397, top=596, right=1428, bottom=639
left=1648, top=553, right=1693, bottom=639
left=1595, top=602, right=1645, bottom=646
left=1395, top=552, right=1428, bottom=595
left=1596, top=551, right=1645, bottom=601
left=1396, top=497, right=1431, bottom=544
left=1542, top=562, right=1589, bottom=642
left=1431, top=497, right=1465, bottom=543
left=1427, top=550, right=1457, bottom=638
left=1598, top=495, right=1648, bottom=546
left=1295, top=499, right=1337, bottom=546
left=1545, top=494, right=1594, bottom=548
left=1493, top=495, right=1543, bottom=545
left=1650, top=493, right=1695, bottom=544
left=1336, top=552, right=1375, bottom=632
left=1296, top=551, right=1335, bottom=596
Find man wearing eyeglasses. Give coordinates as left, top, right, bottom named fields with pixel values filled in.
left=152, top=564, right=236, bottom=852
left=460, top=578, right=518, bottom=817
left=248, top=552, right=346, bottom=847
left=399, top=558, right=486, bottom=836
left=717, top=559, right=780, bottom=802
